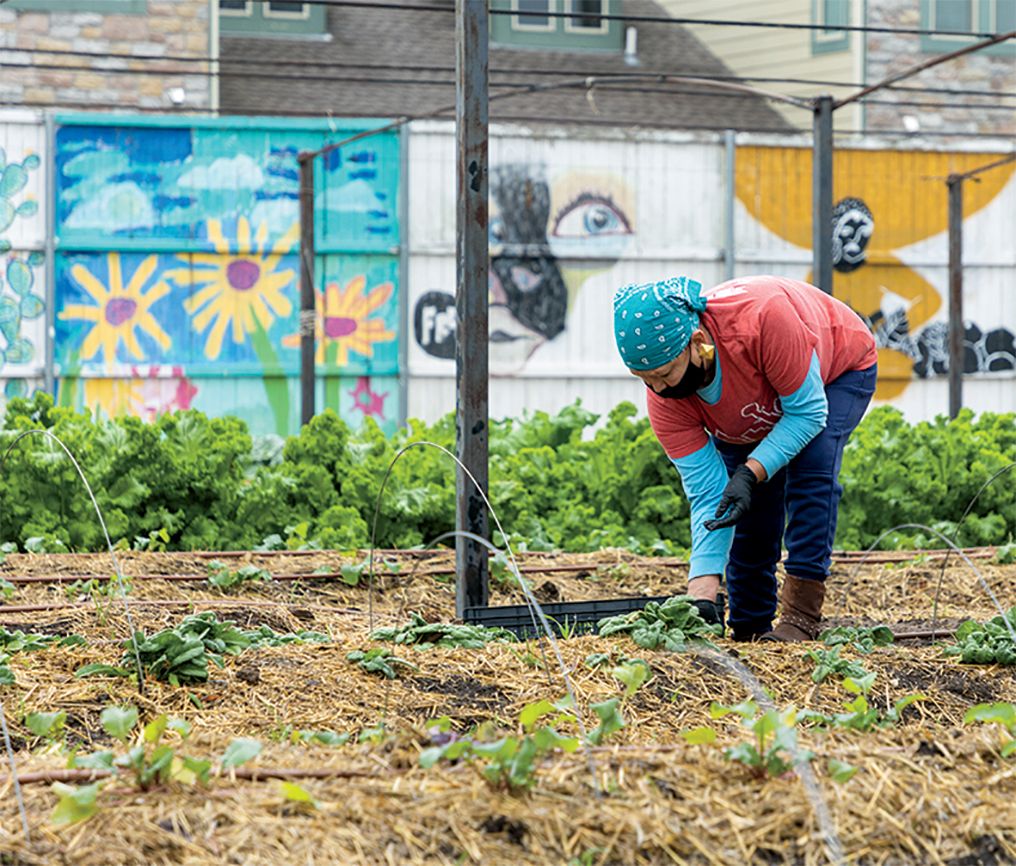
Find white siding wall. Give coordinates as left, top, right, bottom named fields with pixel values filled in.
left=0, top=110, right=47, bottom=402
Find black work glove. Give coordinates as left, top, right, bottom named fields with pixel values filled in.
left=703, top=464, right=757, bottom=531
left=691, top=593, right=726, bottom=637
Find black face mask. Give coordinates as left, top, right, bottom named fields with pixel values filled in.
left=651, top=357, right=712, bottom=400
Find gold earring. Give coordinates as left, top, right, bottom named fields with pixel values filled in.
left=699, top=343, right=715, bottom=362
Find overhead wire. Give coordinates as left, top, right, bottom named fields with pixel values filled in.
left=2, top=97, right=1011, bottom=141
left=5, top=45, right=1014, bottom=101
left=229, top=0, right=1007, bottom=39
left=5, top=59, right=1014, bottom=114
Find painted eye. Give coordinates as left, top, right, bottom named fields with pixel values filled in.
left=552, top=195, right=631, bottom=239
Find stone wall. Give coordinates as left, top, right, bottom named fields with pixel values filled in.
left=865, top=1, right=1014, bottom=138
left=0, top=1, right=213, bottom=112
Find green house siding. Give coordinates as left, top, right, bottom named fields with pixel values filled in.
left=490, top=0, right=624, bottom=52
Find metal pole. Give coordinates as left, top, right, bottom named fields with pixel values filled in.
left=298, top=155, right=316, bottom=427
left=723, top=128, right=735, bottom=281
left=947, top=174, right=963, bottom=420
left=455, top=0, right=489, bottom=616
left=812, top=95, right=834, bottom=295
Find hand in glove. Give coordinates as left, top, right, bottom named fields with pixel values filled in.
left=704, top=464, right=757, bottom=530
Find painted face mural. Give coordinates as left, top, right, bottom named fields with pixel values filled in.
left=735, top=147, right=1016, bottom=400
left=831, top=196, right=873, bottom=273
left=413, top=164, right=634, bottom=374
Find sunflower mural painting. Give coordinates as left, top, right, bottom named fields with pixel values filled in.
left=53, top=117, right=403, bottom=435
left=735, top=147, right=1015, bottom=401
left=283, top=275, right=395, bottom=367
left=169, top=218, right=298, bottom=361
left=282, top=265, right=400, bottom=422
left=59, top=253, right=172, bottom=365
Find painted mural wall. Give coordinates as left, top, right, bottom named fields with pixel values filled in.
left=407, top=121, right=1016, bottom=425
left=0, top=111, right=46, bottom=403
left=52, top=115, right=402, bottom=436
left=735, top=144, right=1016, bottom=418
left=2, top=110, right=1013, bottom=432
left=407, top=121, right=729, bottom=422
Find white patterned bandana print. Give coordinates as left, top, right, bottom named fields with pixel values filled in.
left=612, top=276, right=706, bottom=370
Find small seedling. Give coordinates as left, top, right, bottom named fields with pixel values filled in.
left=25, top=710, right=67, bottom=745
left=798, top=676, right=925, bottom=731
left=709, top=701, right=812, bottom=779
left=827, top=758, right=860, bottom=783
left=340, top=559, right=367, bottom=587
left=207, top=561, right=271, bottom=592
left=347, top=648, right=417, bottom=679
left=964, top=702, right=1016, bottom=757
left=805, top=647, right=871, bottom=683
left=820, top=625, right=895, bottom=655
left=610, top=659, right=652, bottom=699
left=420, top=698, right=580, bottom=792
left=586, top=698, right=625, bottom=746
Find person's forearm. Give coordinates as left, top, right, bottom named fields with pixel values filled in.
left=672, top=442, right=735, bottom=579
left=750, top=351, right=828, bottom=478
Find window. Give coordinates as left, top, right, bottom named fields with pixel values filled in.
left=219, top=0, right=327, bottom=37
left=266, top=1, right=309, bottom=16
left=565, top=0, right=608, bottom=34
left=512, top=0, right=554, bottom=32
left=811, top=0, right=851, bottom=53
left=919, top=0, right=1015, bottom=55
left=928, top=0, right=975, bottom=33
left=492, top=0, right=622, bottom=50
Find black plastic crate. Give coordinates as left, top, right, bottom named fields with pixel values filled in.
left=462, top=595, right=672, bottom=639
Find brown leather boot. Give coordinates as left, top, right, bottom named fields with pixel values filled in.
left=760, top=575, right=826, bottom=642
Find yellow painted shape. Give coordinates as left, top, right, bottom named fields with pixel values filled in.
left=736, top=147, right=1014, bottom=251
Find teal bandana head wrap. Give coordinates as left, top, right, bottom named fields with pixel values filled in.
left=612, top=276, right=707, bottom=371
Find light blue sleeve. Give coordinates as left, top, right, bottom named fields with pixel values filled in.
left=672, top=440, right=734, bottom=579
left=749, top=350, right=829, bottom=479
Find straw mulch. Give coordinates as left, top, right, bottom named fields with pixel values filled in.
left=0, top=550, right=1014, bottom=865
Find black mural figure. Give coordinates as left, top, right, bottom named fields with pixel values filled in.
left=914, top=322, right=1016, bottom=377
left=831, top=196, right=874, bottom=274
left=414, top=165, right=568, bottom=372
left=488, top=165, right=568, bottom=342
left=831, top=192, right=1016, bottom=378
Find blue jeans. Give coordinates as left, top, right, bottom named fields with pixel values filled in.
left=714, top=364, right=877, bottom=636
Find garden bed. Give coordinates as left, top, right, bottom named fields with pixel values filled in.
left=0, top=548, right=1014, bottom=865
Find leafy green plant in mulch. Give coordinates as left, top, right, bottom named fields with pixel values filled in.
left=52, top=704, right=262, bottom=826
left=964, top=702, right=1016, bottom=757
left=370, top=612, right=517, bottom=650
left=805, top=647, right=872, bottom=683
left=206, top=561, right=272, bottom=592
left=420, top=700, right=582, bottom=791
left=596, top=595, right=721, bottom=652
left=944, top=609, right=1016, bottom=665
left=797, top=675, right=925, bottom=732
left=75, top=613, right=330, bottom=686
left=346, top=648, right=418, bottom=679
left=819, top=625, right=895, bottom=655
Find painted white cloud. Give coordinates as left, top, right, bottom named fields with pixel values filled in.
left=64, top=183, right=155, bottom=232
left=326, top=179, right=382, bottom=213
left=177, top=154, right=265, bottom=190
